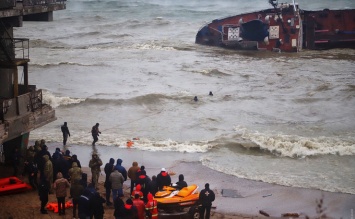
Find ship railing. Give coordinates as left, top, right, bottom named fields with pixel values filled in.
left=0, top=89, right=43, bottom=121
left=19, top=0, right=66, bottom=7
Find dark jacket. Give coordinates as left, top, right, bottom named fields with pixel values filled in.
left=199, top=184, right=215, bottom=206
left=92, top=192, right=106, bottom=216
left=104, top=158, right=115, bottom=188
left=38, top=179, right=49, bottom=202
left=78, top=189, right=93, bottom=218
left=156, top=171, right=171, bottom=190
left=176, top=174, right=188, bottom=189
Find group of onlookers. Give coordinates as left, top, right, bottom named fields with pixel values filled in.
left=19, top=139, right=216, bottom=218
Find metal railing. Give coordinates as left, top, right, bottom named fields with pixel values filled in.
left=21, top=0, right=66, bottom=6
left=0, top=38, right=29, bottom=62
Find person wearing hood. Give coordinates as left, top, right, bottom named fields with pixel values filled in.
left=176, top=174, right=188, bottom=189
left=156, top=168, right=171, bottom=190
left=70, top=178, right=84, bottom=219
left=89, top=153, right=103, bottom=190
left=53, top=172, right=70, bottom=216
left=69, top=161, right=82, bottom=182
left=43, top=154, right=53, bottom=193
left=131, top=184, right=143, bottom=200
left=109, top=167, right=124, bottom=202
left=115, top=158, right=127, bottom=181
left=61, top=122, right=71, bottom=146
left=128, top=161, right=140, bottom=194
left=145, top=193, right=158, bottom=219
left=104, top=158, right=115, bottom=206
left=133, top=193, right=145, bottom=219
left=121, top=198, right=138, bottom=219
left=199, top=183, right=215, bottom=219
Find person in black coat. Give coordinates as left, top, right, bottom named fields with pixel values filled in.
left=176, top=174, right=188, bottom=189
left=92, top=192, right=106, bottom=219
left=198, top=183, right=215, bottom=219
left=147, top=175, right=158, bottom=196
left=156, top=168, right=171, bottom=190
left=78, top=188, right=93, bottom=219
left=104, top=158, right=115, bottom=206
left=61, top=122, right=71, bottom=146
left=23, top=160, right=38, bottom=190
left=38, top=178, right=49, bottom=214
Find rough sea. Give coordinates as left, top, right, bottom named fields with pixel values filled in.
left=14, top=0, right=355, bottom=194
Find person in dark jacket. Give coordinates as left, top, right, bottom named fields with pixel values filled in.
left=70, top=178, right=84, bottom=219
left=121, top=198, right=138, bottom=219
left=91, top=123, right=101, bottom=146
left=70, top=154, right=82, bottom=168
left=61, top=122, right=71, bottom=146
left=115, top=158, right=127, bottom=181
left=176, top=174, right=188, bottom=189
left=22, top=160, right=38, bottom=190
left=92, top=191, right=106, bottom=219
left=156, top=168, right=171, bottom=190
left=147, top=175, right=158, bottom=196
left=38, top=178, right=49, bottom=214
left=113, top=196, right=125, bottom=219
left=104, top=158, right=115, bottom=206
left=78, top=188, right=93, bottom=219
left=198, top=183, right=215, bottom=219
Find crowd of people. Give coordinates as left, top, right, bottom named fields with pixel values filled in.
left=16, top=121, right=216, bottom=219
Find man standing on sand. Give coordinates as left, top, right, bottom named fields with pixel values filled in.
left=89, top=153, right=103, bottom=190
left=91, top=123, right=101, bottom=146
left=199, top=183, right=215, bottom=219
left=61, top=122, right=70, bottom=146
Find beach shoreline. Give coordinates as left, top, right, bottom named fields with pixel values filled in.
left=0, top=142, right=354, bottom=219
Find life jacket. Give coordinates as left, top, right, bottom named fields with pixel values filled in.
left=145, top=193, right=158, bottom=219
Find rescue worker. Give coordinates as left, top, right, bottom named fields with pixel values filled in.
left=61, top=122, right=71, bottom=146
left=89, top=153, right=103, bottom=190
left=131, top=183, right=143, bottom=200
left=91, top=123, right=101, bottom=146
left=121, top=198, right=138, bottom=218
left=156, top=168, right=171, bottom=190
left=176, top=174, right=188, bottom=189
left=133, top=193, right=145, bottom=219
left=145, top=192, right=158, bottom=219
left=199, top=183, right=215, bottom=219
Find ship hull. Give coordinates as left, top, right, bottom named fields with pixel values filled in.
left=195, top=2, right=355, bottom=52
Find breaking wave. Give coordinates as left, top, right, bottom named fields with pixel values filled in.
left=234, top=126, right=355, bottom=157
left=42, top=90, right=86, bottom=108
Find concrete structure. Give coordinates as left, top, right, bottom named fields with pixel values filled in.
left=0, top=0, right=65, bottom=166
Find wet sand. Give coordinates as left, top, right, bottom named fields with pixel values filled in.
left=0, top=142, right=354, bottom=219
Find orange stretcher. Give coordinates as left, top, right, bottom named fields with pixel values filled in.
left=46, top=200, right=73, bottom=213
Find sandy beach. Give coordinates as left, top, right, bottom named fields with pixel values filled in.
left=0, top=143, right=354, bottom=219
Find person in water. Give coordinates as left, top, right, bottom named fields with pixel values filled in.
left=91, top=123, right=101, bottom=146
left=194, top=96, right=198, bottom=102
left=209, top=91, right=213, bottom=96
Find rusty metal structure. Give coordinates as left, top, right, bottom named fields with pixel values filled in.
left=0, top=0, right=66, bottom=164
